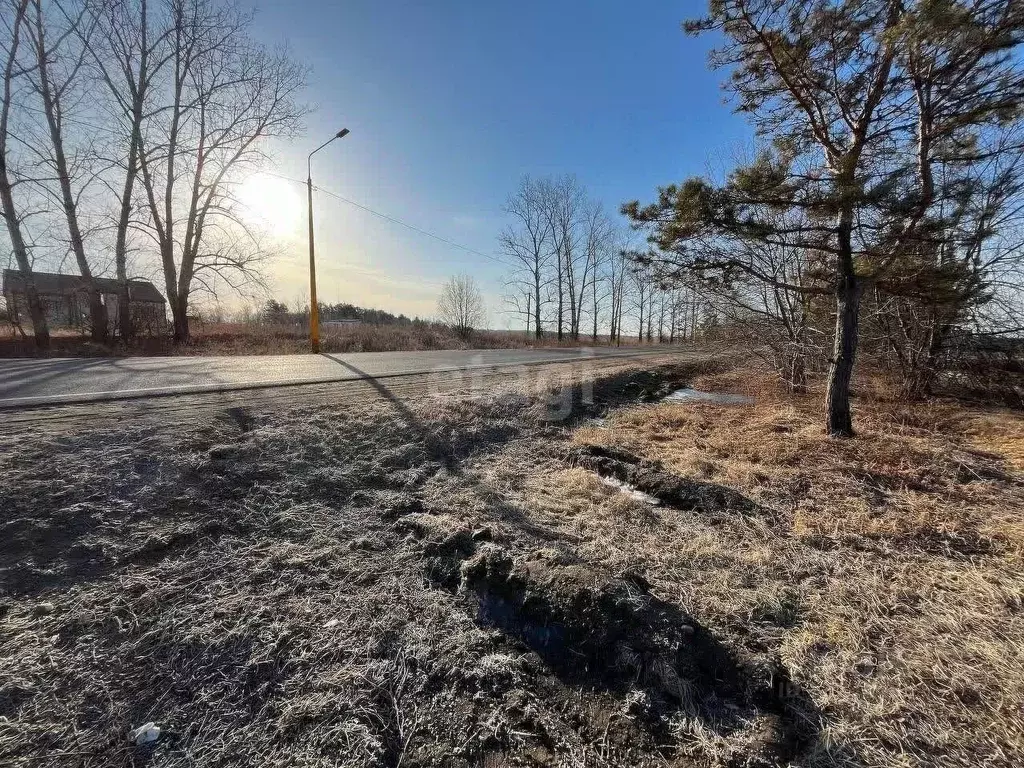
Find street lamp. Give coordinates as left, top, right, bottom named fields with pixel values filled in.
left=307, top=128, right=350, bottom=353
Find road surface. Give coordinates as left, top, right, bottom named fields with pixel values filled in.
left=0, top=347, right=675, bottom=409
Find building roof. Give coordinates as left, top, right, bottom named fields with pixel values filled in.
left=2, top=269, right=166, bottom=304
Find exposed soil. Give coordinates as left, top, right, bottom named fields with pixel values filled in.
left=1, top=358, right=1022, bottom=767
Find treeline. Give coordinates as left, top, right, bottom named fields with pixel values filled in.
left=626, top=0, right=1024, bottom=435
left=501, top=174, right=717, bottom=343
left=0, top=0, right=305, bottom=348
left=253, top=299, right=422, bottom=327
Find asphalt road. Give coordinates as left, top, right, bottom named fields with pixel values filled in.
left=0, top=347, right=674, bottom=409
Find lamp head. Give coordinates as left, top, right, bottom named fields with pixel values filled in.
left=336, top=128, right=350, bottom=139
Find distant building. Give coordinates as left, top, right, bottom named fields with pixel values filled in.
left=2, top=269, right=167, bottom=335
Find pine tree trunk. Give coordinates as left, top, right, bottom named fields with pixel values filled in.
left=819, top=268, right=860, bottom=434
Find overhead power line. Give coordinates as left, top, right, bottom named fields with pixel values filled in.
left=264, top=171, right=511, bottom=270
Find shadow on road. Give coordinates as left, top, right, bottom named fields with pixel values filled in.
left=321, top=353, right=463, bottom=475
left=0, top=358, right=113, bottom=396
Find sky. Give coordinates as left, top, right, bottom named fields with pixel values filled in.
left=242, top=0, right=752, bottom=326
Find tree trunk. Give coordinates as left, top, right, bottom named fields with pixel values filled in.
left=0, top=181, right=49, bottom=349
left=789, top=351, right=807, bottom=395
left=117, top=282, right=132, bottom=342
left=609, top=283, right=618, bottom=341
left=567, top=274, right=577, bottom=341
left=115, top=106, right=142, bottom=344
left=637, top=292, right=644, bottom=342
left=556, top=253, right=564, bottom=341
left=13, top=271, right=48, bottom=349
left=0, top=2, right=46, bottom=348
left=87, top=292, right=107, bottom=341
left=171, top=294, right=189, bottom=343
left=534, top=272, right=542, bottom=339
left=825, top=251, right=861, bottom=436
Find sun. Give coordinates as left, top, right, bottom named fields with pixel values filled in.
left=237, top=173, right=302, bottom=238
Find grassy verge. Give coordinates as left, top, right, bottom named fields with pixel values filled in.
left=562, top=365, right=1024, bottom=766
left=1, top=359, right=1021, bottom=766
left=0, top=322, right=678, bottom=358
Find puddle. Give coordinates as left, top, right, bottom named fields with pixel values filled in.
left=598, top=475, right=660, bottom=505
left=662, top=388, right=753, bottom=405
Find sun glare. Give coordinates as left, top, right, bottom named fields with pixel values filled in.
left=237, top=174, right=302, bottom=238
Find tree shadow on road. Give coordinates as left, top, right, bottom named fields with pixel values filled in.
left=321, top=354, right=463, bottom=475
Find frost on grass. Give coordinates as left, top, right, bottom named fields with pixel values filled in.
left=1, top=360, right=1023, bottom=767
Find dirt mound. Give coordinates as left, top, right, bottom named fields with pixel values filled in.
left=460, top=546, right=740, bottom=710
left=570, top=444, right=758, bottom=513
left=453, top=544, right=813, bottom=765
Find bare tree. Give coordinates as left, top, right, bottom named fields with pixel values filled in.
left=606, top=246, right=631, bottom=343
left=136, top=0, right=306, bottom=342
left=438, top=273, right=485, bottom=339
left=581, top=200, right=614, bottom=342
left=634, top=204, right=826, bottom=391
left=542, top=175, right=601, bottom=341
left=85, top=0, right=173, bottom=341
left=627, top=258, right=657, bottom=343
left=541, top=175, right=579, bottom=340
left=0, top=0, right=48, bottom=347
left=26, top=0, right=108, bottom=340
left=501, top=175, right=551, bottom=339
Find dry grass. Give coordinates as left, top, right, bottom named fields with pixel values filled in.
left=541, top=364, right=1024, bottom=767
left=0, top=321, right=677, bottom=358
left=2, top=358, right=1023, bottom=767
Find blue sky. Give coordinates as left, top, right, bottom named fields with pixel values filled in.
left=246, top=0, right=751, bottom=324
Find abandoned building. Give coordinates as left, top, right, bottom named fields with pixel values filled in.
left=2, top=269, right=167, bottom=335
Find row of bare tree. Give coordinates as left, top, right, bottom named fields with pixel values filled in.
left=500, top=174, right=713, bottom=343
left=0, top=0, right=305, bottom=348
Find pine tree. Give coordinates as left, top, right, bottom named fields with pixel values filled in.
left=625, top=0, right=1024, bottom=435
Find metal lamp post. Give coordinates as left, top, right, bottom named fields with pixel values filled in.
left=307, top=128, right=350, bottom=353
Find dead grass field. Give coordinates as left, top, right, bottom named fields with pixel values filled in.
left=0, top=322, right=672, bottom=358
left=1, top=359, right=1022, bottom=767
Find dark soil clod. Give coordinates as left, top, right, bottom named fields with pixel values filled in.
left=459, top=545, right=741, bottom=707
left=570, top=444, right=759, bottom=513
